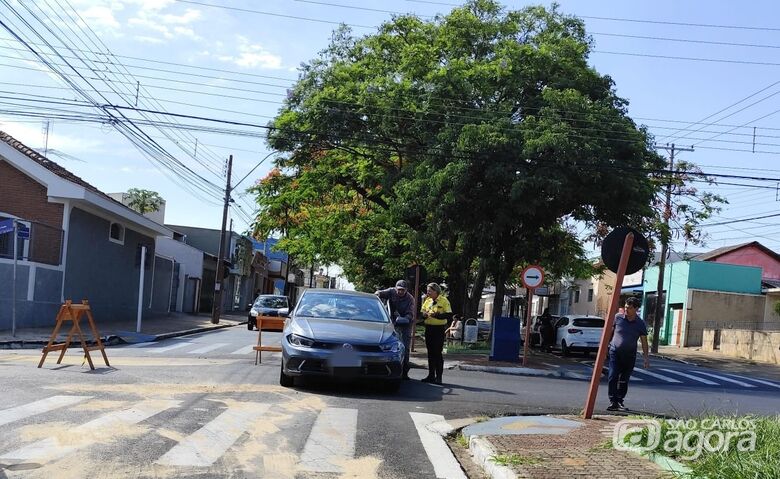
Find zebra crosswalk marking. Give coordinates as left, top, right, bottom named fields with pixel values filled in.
left=188, top=343, right=229, bottom=354
left=632, top=367, right=682, bottom=383
left=0, top=395, right=91, bottom=427
left=0, top=399, right=180, bottom=462
left=690, top=371, right=756, bottom=388
left=229, top=345, right=256, bottom=355
left=156, top=402, right=271, bottom=467
left=724, top=373, right=780, bottom=389
left=658, top=368, right=719, bottom=385
left=149, top=342, right=194, bottom=353
left=299, top=407, right=358, bottom=473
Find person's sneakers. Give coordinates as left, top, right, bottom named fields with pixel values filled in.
left=617, top=401, right=628, bottom=411
left=433, top=377, right=443, bottom=385
left=606, top=402, right=621, bottom=411
left=420, top=376, right=435, bottom=383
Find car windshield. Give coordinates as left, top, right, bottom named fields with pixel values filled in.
left=573, top=318, right=604, bottom=328
left=295, top=293, right=389, bottom=323
left=255, top=297, right=288, bottom=309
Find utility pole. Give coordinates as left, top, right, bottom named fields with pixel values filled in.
left=651, top=143, right=693, bottom=353
left=212, top=155, right=233, bottom=324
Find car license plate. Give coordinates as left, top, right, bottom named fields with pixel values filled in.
left=329, top=348, right=361, bottom=368
left=587, top=342, right=600, bottom=347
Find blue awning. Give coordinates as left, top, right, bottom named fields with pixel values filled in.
left=621, top=285, right=643, bottom=294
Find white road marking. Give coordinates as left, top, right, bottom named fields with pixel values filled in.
left=632, top=367, right=682, bottom=383
left=658, top=368, right=718, bottom=385
left=409, top=412, right=467, bottom=479
left=0, top=395, right=91, bottom=427
left=229, top=345, right=256, bottom=355
left=188, top=343, right=229, bottom=354
left=541, top=362, right=559, bottom=368
left=156, top=402, right=270, bottom=467
left=149, top=342, right=194, bottom=353
left=722, top=373, right=780, bottom=389
left=299, top=407, right=358, bottom=473
left=689, top=371, right=756, bottom=388
left=0, top=399, right=180, bottom=462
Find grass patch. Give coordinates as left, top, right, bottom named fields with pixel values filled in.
left=445, top=341, right=490, bottom=354
left=589, top=439, right=613, bottom=452
left=491, top=453, right=541, bottom=467
left=615, top=414, right=780, bottom=479
left=456, top=433, right=469, bottom=448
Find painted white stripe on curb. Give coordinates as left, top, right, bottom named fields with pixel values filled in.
left=0, top=395, right=91, bottom=427
left=156, top=402, right=270, bottom=467
left=149, top=342, right=193, bottom=353
left=689, top=371, right=756, bottom=388
left=299, top=408, right=358, bottom=473
left=658, top=368, right=718, bottom=385
left=469, top=436, right=516, bottom=479
left=0, top=399, right=180, bottom=462
left=188, top=343, right=229, bottom=354
left=409, top=412, right=467, bottom=479
left=632, top=367, right=682, bottom=383
left=229, top=345, right=256, bottom=355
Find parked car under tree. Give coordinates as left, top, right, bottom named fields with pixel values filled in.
left=279, top=290, right=405, bottom=391
left=247, top=294, right=289, bottom=331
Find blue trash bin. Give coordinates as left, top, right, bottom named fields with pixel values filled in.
left=490, top=316, right=521, bottom=362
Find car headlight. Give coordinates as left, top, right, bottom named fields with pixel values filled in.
left=379, top=339, right=402, bottom=353
left=250, top=309, right=259, bottom=317
left=287, top=334, right=315, bottom=348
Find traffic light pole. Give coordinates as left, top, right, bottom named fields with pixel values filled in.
left=212, top=155, right=233, bottom=324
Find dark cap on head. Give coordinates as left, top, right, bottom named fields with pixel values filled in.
left=395, top=280, right=409, bottom=290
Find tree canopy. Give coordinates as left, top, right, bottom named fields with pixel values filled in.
left=251, top=0, right=665, bottom=314
left=126, top=188, right=164, bottom=214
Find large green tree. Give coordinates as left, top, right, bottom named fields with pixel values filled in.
left=252, top=0, right=664, bottom=313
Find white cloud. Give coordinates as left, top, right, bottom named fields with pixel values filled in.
left=160, top=8, right=201, bottom=25
left=134, top=35, right=166, bottom=44
left=173, top=26, right=201, bottom=41
left=0, top=119, right=102, bottom=154
left=217, top=36, right=283, bottom=70
left=79, top=6, right=120, bottom=29
left=127, top=3, right=203, bottom=44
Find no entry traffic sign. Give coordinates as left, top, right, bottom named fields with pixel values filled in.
left=521, top=265, right=544, bottom=290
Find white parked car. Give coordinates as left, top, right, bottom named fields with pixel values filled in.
left=554, top=315, right=605, bottom=356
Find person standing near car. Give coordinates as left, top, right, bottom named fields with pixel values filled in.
left=420, top=282, right=452, bottom=385
left=539, top=308, right=554, bottom=352
left=607, top=296, right=650, bottom=411
left=375, top=280, right=416, bottom=380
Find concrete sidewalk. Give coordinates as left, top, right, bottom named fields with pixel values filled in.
left=455, top=415, right=678, bottom=479
left=0, top=311, right=245, bottom=349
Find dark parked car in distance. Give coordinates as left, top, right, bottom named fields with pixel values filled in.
left=280, top=289, right=404, bottom=391
left=248, top=294, right=289, bottom=331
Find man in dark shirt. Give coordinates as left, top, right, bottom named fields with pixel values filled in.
left=376, top=280, right=416, bottom=379
left=607, top=296, right=650, bottom=411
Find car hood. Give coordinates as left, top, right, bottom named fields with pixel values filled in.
left=291, top=316, right=396, bottom=344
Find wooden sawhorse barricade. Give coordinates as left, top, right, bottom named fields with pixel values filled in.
left=254, top=315, right=284, bottom=365
left=38, top=300, right=110, bottom=370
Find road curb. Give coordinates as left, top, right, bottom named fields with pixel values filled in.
left=0, top=321, right=243, bottom=349
left=468, top=436, right=517, bottom=479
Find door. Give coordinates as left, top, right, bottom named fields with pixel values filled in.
left=669, top=305, right=684, bottom=346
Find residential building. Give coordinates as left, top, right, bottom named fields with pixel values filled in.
left=0, top=131, right=173, bottom=330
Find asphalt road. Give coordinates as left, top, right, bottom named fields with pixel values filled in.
left=1, top=325, right=779, bottom=479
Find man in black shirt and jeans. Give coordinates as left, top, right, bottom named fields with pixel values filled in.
left=607, top=296, right=650, bottom=411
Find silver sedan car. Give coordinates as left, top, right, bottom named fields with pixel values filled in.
left=280, top=289, right=405, bottom=391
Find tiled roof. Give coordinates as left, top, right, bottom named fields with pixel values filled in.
left=696, top=241, right=780, bottom=263
left=0, top=130, right=125, bottom=208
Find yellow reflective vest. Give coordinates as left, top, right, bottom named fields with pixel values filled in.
left=421, top=295, right=451, bottom=326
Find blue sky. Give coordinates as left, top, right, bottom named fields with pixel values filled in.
left=1, top=0, right=779, bottom=257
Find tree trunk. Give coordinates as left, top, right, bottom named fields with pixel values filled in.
left=466, top=259, right=487, bottom=318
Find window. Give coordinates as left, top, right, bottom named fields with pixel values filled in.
left=574, top=289, right=580, bottom=303
left=587, top=288, right=594, bottom=302
left=109, top=222, right=125, bottom=244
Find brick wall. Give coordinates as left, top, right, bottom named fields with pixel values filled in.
left=0, top=159, right=64, bottom=264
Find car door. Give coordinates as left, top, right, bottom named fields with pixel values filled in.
left=555, top=318, right=569, bottom=346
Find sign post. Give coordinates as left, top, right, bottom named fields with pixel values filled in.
left=12, top=219, right=18, bottom=338
left=583, top=227, right=649, bottom=419
left=520, top=265, right=544, bottom=367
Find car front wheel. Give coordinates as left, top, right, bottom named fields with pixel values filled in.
left=247, top=317, right=255, bottom=330
left=280, top=363, right=294, bottom=387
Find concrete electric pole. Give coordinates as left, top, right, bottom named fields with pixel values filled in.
left=212, top=155, right=233, bottom=324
